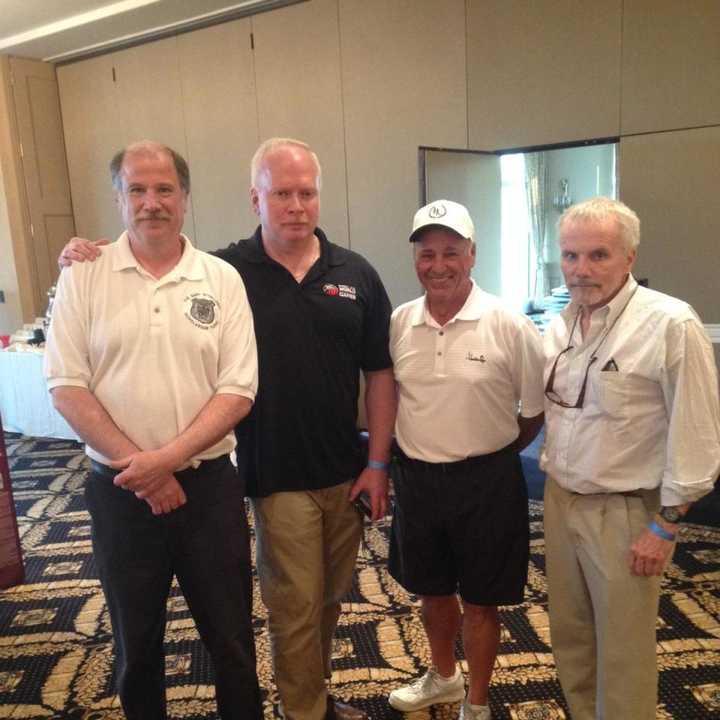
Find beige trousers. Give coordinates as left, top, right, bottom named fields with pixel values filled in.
left=252, top=482, right=362, bottom=720
left=543, top=475, right=665, bottom=720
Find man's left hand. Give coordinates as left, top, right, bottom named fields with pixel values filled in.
left=349, top=467, right=389, bottom=521
left=628, top=527, right=676, bottom=576
left=110, top=449, right=178, bottom=493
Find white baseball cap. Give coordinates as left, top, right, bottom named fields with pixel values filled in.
left=409, top=199, right=475, bottom=243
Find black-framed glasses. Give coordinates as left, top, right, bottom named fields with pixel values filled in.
left=544, top=285, right=638, bottom=409
left=544, top=346, right=598, bottom=408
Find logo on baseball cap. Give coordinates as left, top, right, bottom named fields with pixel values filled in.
left=409, top=200, right=475, bottom=243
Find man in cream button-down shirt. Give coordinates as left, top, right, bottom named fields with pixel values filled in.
left=541, top=197, right=720, bottom=720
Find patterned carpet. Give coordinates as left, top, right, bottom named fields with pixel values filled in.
left=1, top=433, right=719, bottom=719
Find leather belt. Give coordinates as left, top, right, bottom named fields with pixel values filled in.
left=89, top=454, right=230, bottom=479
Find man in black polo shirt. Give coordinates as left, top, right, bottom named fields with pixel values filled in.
left=59, top=138, right=395, bottom=720
left=215, top=138, right=394, bottom=720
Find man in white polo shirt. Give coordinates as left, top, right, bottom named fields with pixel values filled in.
left=44, top=141, right=262, bottom=720
left=387, top=200, right=545, bottom=720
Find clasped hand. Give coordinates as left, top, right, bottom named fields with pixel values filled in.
left=110, top=449, right=186, bottom=515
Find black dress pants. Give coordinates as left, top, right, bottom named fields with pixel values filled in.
left=85, top=455, right=262, bottom=720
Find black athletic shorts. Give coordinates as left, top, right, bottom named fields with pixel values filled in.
left=388, top=445, right=529, bottom=606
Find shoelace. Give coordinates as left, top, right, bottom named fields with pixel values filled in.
left=410, top=671, right=440, bottom=692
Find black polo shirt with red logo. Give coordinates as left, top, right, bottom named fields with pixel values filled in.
left=214, top=227, right=392, bottom=497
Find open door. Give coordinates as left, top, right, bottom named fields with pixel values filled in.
left=421, top=141, right=617, bottom=313
left=422, top=148, right=502, bottom=296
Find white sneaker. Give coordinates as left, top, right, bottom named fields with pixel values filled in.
left=388, top=666, right=465, bottom=711
left=458, top=695, right=492, bottom=720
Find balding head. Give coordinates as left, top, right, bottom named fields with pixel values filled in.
left=250, top=137, right=322, bottom=191
left=111, top=140, right=191, bottom=194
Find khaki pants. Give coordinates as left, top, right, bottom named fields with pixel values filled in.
left=253, top=482, right=362, bottom=720
left=543, top=476, right=665, bottom=720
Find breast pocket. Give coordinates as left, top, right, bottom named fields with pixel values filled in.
left=594, top=373, right=627, bottom=418
left=593, top=371, right=656, bottom=421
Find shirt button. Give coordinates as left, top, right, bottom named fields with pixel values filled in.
left=437, top=351, right=442, bottom=356
left=439, top=331, right=444, bottom=336
left=154, top=307, right=160, bottom=313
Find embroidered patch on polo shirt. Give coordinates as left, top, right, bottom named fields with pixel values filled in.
left=184, top=292, right=219, bottom=329
left=322, top=283, right=357, bottom=300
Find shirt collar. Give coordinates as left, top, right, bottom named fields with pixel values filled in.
left=112, top=231, right=202, bottom=280
left=410, top=279, right=482, bottom=327
left=245, top=225, right=344, bottom=269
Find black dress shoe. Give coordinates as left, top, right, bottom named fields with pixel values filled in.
left=326, top=696, right=368, bottom=720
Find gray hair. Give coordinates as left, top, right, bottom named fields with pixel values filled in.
left=559, top=197, right=640, bottom=251
left=110, top=140, right=191, bottom=194
left=250, top=137, right=322, bottom=190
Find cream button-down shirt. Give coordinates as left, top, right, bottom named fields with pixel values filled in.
left=391, top=280, right=545, bottom=463
left=541, top=275, right=720, bottom=505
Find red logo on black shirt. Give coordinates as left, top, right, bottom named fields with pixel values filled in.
left=323, top=283, right=357, bottom=300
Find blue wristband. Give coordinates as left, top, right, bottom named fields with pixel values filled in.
left=367, top=459, right=389, bottom=471
left=649, top=520, right=675, bottom=542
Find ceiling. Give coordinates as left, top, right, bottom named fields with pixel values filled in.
left=0, top=0, right=301, bottom=63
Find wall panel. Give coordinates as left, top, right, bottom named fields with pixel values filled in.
left=59, top=38, right=196, bottom=242
left=621, top=0, right=720, bottom=134
left=619, top=127, right=720, bottom=322
left=51, top=0, right=720, bottom=322
left=58, top=54, right=121, bottom=239
left=177, top=20, right=259, bottom=251
left=340, top=0, right=467, bottom=305
left=252, top=0, right=348, bottom=246
left=467, top=0, right=622, bottom=150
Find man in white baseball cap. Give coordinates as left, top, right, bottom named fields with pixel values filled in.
left=408, top=198, right=476, bottom=243
left=387, top=200, right=545, bottom=720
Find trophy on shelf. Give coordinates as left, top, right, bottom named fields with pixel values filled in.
left=22, top=284, right=57, bottom=347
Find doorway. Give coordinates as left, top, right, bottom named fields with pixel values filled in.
left=422, top=140, right=617, bottom=315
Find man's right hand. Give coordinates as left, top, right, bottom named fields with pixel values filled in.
left=141, top=474, right=187, bottom=515
left=58, top=237, right=109, bottom=268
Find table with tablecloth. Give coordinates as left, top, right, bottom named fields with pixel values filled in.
left=0, top=349, right=79, bottom=441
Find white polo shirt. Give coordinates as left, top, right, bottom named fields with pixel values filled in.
left=44, top=232, right=258, bottom=466
left=391, top=280, right=545, bottom=463
left=541, top=275, right=720, bottom=505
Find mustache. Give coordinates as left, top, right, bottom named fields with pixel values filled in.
left=138, top=213, right=170, bottom=221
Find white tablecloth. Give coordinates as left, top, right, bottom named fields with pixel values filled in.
left=0, top=350, right=79, bottom=441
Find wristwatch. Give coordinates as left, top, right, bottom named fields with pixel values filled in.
left=658, top=506, right=683, bottom=524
